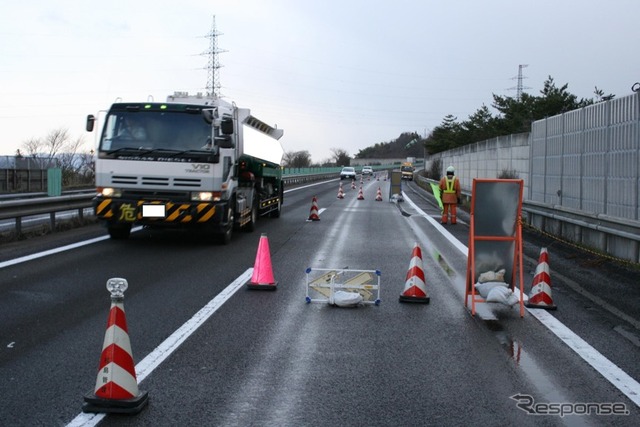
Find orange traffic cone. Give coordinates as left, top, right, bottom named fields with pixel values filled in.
left=526, top=247, right=556, bottom=309
left=83, top=278, right=148, bottom=414
left=357, top=186, right=365, bottom=200
left=399, top=243, right=430, bottom=303
left=375, top=187, right=383, bottom=201
left=308, top=196, right=320, bottom=221
left=337, top=183, right=344, bottom=199
left=247, top=233, right=277, bottom=290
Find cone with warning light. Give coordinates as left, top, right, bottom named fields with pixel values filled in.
left=525, top=247, right=556, bottom=310
left=247, top=233, right=277, bottom=290
left=357, top=186, right=365, bottom=200
left=83, top=278, right=148, bottom=414
left=399, top=243, right=430, bottom=303
left=337, top=183, right=344, bottom=199
left=375, top=187, right=383, bottom=201
left=308, top=196, right=320, bottom=221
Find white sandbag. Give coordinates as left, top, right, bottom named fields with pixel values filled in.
left=477, top=269, right=506, bottom=283
left=332, top=291, right=363, bottom=307
left=474, top=281, right=508, bottom=299
left=486, top=286, right=519, bottom=306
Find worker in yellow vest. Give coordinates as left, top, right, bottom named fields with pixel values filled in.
left=439, top=165, right=461, bottom=224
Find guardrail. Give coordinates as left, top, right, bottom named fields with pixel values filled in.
left=414, top=174, right=640, bottom=264
left=0, top=193, right=94, bottom=234
left=0, top=173, right=340, bottom=235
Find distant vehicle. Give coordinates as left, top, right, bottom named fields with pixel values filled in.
left=362, top=166, right=373, bottom=176
left=340, top=166, right=357, bottom=180
left=401, top=162, right=414, bottom=180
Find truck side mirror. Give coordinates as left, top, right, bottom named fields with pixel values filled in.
left=215, top=136, right=235, bottom=149
left=221, top=117, right=234, bottom=135
left=86, top=115, right=95, bottom=132
left=202, top=109, right=214, bottom=124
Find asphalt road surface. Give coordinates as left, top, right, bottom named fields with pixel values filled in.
left=1, top=175, right=639, bottom=426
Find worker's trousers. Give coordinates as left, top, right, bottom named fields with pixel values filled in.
left=442, top=203, right=457, bottom=224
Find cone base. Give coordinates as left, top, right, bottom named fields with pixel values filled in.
left=399, top=295, right=430, bottom=304
left=247, top=281, right=278, bottom=290
left=308, top=217, right=320, bottom=221
left=83, top=390, right=149, bottom=414
left=525, top=302, right=557, bottom=310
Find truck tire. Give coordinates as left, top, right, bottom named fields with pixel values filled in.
left=219, top=202, right=234, bottom=244
left=270, top=187, right=283, bottom=218
left=108, top=223, right=131, bottom=240
left=246, top=197, right=258, bottom=232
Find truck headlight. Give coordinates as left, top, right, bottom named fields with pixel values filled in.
left=98, top=187, right=122, bottom=198
left=191, top=191, right=221, bottom=202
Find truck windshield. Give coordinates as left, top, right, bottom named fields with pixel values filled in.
left=99, top=111, right=213, bottom=153
left=401, top=166, right=413, bottom=172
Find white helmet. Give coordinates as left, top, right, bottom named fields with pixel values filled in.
left=446, top=166, right=455, bottom=174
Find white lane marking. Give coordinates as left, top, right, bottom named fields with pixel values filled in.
left=66, top=268, right=253, bottom=427
left=402, top=191, right=640, bottom=408
left=402, top=192, right=468, bottom=256
left=529, top=309, right=640, bottom=407
left=0, top=226, right=143, bottom=269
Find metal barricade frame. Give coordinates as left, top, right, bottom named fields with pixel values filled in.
left=305, top=267, right=381, bottom=306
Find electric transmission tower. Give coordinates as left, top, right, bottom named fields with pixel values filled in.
left=202, top=16, right=226, bottom=98
left=508, top=64, right=532, bottom=101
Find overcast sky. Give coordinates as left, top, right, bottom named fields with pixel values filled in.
left=1, top=1, right=639, bottom=163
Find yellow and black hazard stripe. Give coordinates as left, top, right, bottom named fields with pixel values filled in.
left=95, top=199, right=216, bottom=224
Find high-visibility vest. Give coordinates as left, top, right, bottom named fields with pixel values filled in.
left=444, top=177, right=456, bottom=193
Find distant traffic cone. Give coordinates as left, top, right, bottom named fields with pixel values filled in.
left=337, top=183, right=344, bottom=199
left=357, top=186, right=365, bottom=200
left=525, top=247, right=556, bottom=310
left=375, top=187, right=383, bottom=201
left=351, top=180, right=356, bottom=189
left=308, top=196, right=320, bottom=221
left=399, top=243, right=430, bottom=303
left=83, top=278, right=148, bottom=414
left=247, top=233, right=277, bottom=290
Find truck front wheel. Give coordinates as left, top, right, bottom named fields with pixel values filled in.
left=219, top=203, right=234, bottom=244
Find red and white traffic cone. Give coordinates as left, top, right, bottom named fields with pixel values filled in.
left=351, top=180, right=356, bottom=190
left=247, top=233, right=277, bottom=290
left=308, top=196, right=320, bottom=221
left=375, top=187, right=383, bottom=201
left=399, top=243, right=430, bottom=303
left=337, top=183, right=344, bottom=199
left=357, top=186, right=365, bottom=200
left=526, top=247, right=556, bottom=309
left=83, top=278, right=148, bottom=414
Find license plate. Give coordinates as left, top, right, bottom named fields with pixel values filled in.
left=142, top=204, right=166, bottom=218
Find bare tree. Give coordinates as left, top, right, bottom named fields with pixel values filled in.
left=330, top=148, right=350, bottom=166
left=282, top=150, right=312, bottom=168
left=21, top=128, right=94, bottom=187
